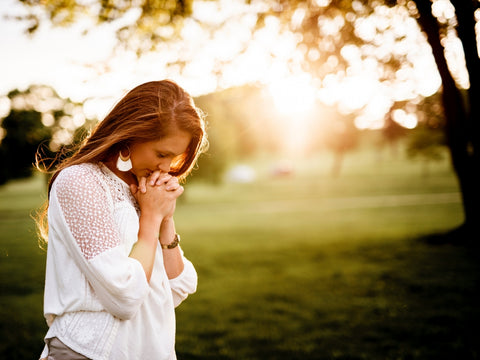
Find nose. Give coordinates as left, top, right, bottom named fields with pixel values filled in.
left=157, top=159, right=172, bottom=173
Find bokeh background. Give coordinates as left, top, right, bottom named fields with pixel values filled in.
left=1, top=0, right=479, bottom=359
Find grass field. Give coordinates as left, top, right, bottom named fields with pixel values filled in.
left=1, top=147, right=479, bottom=360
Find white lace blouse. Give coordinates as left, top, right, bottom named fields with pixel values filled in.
left=39, top=163, right=197, bottom=360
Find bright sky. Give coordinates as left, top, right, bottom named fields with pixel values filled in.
left=0, top=0, right=292, bottom=114
left=0, top=0, right=459, bottom=134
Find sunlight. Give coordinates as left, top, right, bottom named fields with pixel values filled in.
left=266, top=75, right=317, bottom=155
left=392, top=109, right=418, bottom=129
left=267, top=75, right=316, bottom=116
left=338, top=74, right=377, bottom=114
left=0, top=0, right=459, bottom=139
left=0, top=96, right=10, bottom=118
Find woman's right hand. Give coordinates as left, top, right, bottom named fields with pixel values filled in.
left=130, top=172, right=184, bottom=222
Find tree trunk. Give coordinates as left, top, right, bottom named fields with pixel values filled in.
left=413, top=0, right=479, bottom=239
left=331, top=150, right=344, bottom=178
left=449, top=0, right=480, bottom=232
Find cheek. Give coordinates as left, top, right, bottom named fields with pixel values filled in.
left=131, top=153, right=155, bottom=171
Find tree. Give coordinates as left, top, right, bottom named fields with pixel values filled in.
left=406, top=123, right=445, bottom=176
left=0, top=85, right=91, bottom=185
left=382, top=108, right=409, bottom=157
left=192, top=85, right=291, bottom=182
left=411, top=0, right=480, bottom=240
left=12, top=0, right=196, bottom=55
left=321, top=110, right=361, bottom=177
left=246, top=0, right=480, bottom=239
left=0, top=109, right=49, bottom=184
left=12, top=0, right=479, bottom=239
left=403, top=92, right=447, bottom=176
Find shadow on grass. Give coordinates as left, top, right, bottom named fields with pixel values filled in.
left=403, top=227, right=480, bottom=360
left=418, top=223, right=479, bottom=248
left=176, top=229, right=480, bottom=360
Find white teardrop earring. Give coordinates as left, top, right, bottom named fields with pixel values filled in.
left=116, top=149, right=132, bottom=172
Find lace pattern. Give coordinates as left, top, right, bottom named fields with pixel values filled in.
left=99, top=164, right=139, bottom=213
left=54, top=163, right=137, bottom=260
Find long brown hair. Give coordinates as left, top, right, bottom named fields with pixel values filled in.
left=35, top=79, right=207, bottom=243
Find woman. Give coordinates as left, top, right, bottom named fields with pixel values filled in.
left=37, top=80, right=207, bottom=360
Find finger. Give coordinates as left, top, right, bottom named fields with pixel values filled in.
left=139, top=177, right=147, bottom=193
left=130, top=183, right=138, bottom=195
left=166, top=183, right=180, bottom=191
left=172, top=185, right=184, bottom=197
left=149, top=170, right=163, bottom=186
left=165, top=178, right=180, bottom=191
left=155, top=173, right=172, bottom=186
left=167, top=176, right=179, bottom=185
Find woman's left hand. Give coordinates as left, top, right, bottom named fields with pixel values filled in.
left=161, top=175, right=181, bottom=192
left=138, top=171, right=181, bottom=193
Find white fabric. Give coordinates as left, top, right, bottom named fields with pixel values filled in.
left=40, top=163, right=197, bottom=360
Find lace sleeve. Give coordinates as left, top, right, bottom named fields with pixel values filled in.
left=53, top=165, right=120, bottom=260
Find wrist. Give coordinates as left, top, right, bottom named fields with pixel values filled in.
left=140, top=212, right=164, bottom=227
left=161, top=216, right=174, bottom=225
left=160, top=233, right=180, bottom=249
left=139, top=213, right=163, bottom=243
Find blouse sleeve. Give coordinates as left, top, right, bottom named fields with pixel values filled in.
left=169, top=248, right=198, bottom=307
left=49, top=165, right=150, bottom=320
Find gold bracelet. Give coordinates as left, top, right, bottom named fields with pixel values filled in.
left=160, top=233, right=180, bottom=249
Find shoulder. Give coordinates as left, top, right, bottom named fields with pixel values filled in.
left=53, top=163, right=105, bottom=194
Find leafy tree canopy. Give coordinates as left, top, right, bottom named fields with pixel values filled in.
left=0, top=85, right=92, bottom=184
left=15, top=0, right=195, bottom=54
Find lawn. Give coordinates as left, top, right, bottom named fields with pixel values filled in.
left=1, top=148, right=478, bottom=360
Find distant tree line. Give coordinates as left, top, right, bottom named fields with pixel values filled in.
left=1, top=83, right=447, bottom=186
left=11, top=0, right=478, bottom=239
left=0, top=85, right=94, bottom=185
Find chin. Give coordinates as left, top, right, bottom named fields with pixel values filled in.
left=130, top=169, right=141, bottom=178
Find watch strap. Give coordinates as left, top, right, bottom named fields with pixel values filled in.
left=161, top=233, right=180, bottom=249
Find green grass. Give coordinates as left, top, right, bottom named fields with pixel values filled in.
left=0, top=175, right=48, bottom=359
left=1, top=148, right=478, bottom=360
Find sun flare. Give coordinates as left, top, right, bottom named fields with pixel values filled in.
left=266, top=75, right=318, bottom=155
left=267, top=75, right=317, bottom=116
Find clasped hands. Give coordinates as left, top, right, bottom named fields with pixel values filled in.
left=130, top=171, right=184, bottom=221
left=135, top=171, right=182, bottom=194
